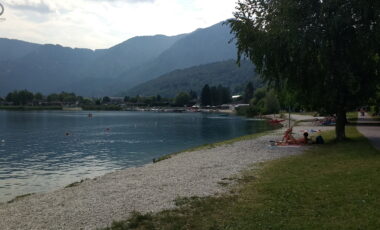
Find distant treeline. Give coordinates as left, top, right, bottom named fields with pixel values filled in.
left=0, top=85, right=233, bottom=108
left=124, top=84, right=232, bottom=107
left=1, top=90, right=92, bottom=106
left=200, top=84, right=231, bottom=106
left=0, top=83, right=286, bottom=114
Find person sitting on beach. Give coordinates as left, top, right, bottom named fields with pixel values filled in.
left=282, top=128, right=295, bottom=143
left=279, top=128, right=309, bottom=145
left=301, top=132, right=310, bottom=144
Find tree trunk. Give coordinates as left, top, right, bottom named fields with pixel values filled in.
left=335, top=108, right=346, bottom=141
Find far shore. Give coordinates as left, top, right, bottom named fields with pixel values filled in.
left=0, top=105, right=236, bottom=114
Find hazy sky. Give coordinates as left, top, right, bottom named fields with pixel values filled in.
left=0, top=0, right=236, bottom=49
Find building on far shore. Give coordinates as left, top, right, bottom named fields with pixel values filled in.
left=232, top=95, right=243, bottom=101
left=108, top=97, right=124, bottom=105
left=234, top=104, right=250, bottom=109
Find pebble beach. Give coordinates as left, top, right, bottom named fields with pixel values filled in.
left=0, top=120, right=333, bottom=230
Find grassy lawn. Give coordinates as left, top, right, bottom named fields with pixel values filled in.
left=106, top=126, right=380, bottom=230
left=347, top=111, right=358, bottom=121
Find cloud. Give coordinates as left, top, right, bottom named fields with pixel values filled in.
left=0, top=0, right=236, bottom=49
left=5, top=0, right=55, bottom=14
left=85, top=0, right=156, bottom=3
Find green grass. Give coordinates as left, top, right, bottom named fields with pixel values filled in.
left=153, top=129, right=276, bottom=163
left=347, top=111, right=358, bottom=121
left=105, top=126, right=380, bottom=229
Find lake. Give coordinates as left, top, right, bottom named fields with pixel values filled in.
left=0, top=110, right=272, bottom=202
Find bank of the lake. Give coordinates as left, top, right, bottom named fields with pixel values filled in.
left=108, top=126, right=380, bottom=230
left=0, top=110, right=272, bottom=203
left=0, top=117, right=337, bottom=230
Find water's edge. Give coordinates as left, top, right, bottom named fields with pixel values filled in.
left=1, top=128, right=277, bottom=205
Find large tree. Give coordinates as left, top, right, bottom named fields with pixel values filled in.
left=201, top=84, right=211, bottom=106
left=5, top=90, right=34, bottom=105
left=174, top=92, right=191, bottom=107
left=229, top=0, right=380, bottom=140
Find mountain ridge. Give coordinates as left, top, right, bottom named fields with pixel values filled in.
left=0, top=20, right=246, bottom=97
left=126, top=60, right=260, bottom=98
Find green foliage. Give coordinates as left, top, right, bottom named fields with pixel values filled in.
left=47, top=93, right=59, bottom=102
left=81, top=98, right=94, bottom=105
left=0, top=106, right=62, bottom=111
left=188, top=90, right=197, bottom=100
left=201, top=84, right=211, bottom=106
left=239, top=88, right=280, bottom=116
left=369, top=86, right=380, bottom=115
left=243, top=82, right=254, bottom=103
left=174, top=92, right=191, bottom=107
left=34, top=92, right=44, bottom=101
left=229, top=0, right=380, bottom=140
left=5, top=90, right=34, bottom=105
left=236, top=105, right=260, bottom=117
left=45, top=92, right=83, bottom=104
left=263, top=90, right=280, bottom=114
left=201, top=84, right=231, bottom=106
left=104, top=127, right=380, bottom=229
left=276, top=87, right=301, bottom=111
left=58, top=92, right=76, bottom=103
left=102, top=96, right=111, bottom=103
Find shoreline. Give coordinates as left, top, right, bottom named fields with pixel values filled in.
left=0, top=110, right=266, bottom=204
left=0, top=128, right=276, bottom=205
left=0, top=118, right=332, bottom=230
left=0, top=106, right=236, bottom=114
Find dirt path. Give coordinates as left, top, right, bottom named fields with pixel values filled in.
left=356, top=112, right=380, bottom=150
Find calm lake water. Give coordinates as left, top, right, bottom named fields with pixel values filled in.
left=0, top=110, right=272, bottom=202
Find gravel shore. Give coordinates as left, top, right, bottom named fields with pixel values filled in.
left=0, top=124, right=333, bottom=230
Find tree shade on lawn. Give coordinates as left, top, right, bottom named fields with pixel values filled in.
left=228, top=0, right=380, bottom=141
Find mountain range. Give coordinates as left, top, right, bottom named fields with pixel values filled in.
left=0, top=21, right=257, bottom=97
left=126, top=60, right=260, bottom=98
